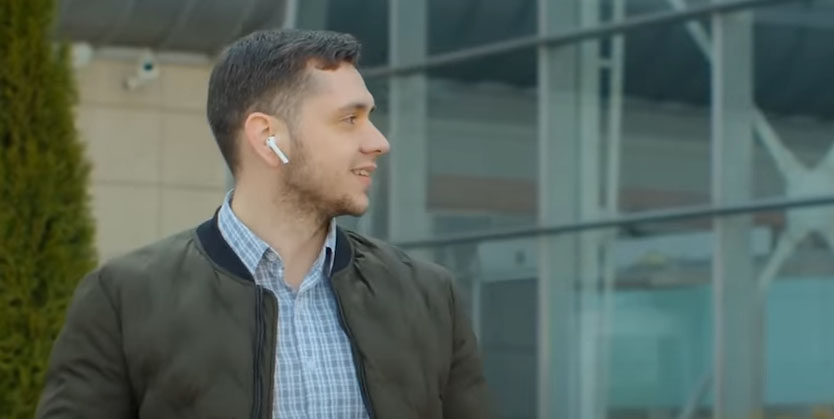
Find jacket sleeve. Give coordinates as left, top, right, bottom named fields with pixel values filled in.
left=442, top=278, right=493, bottom=418
left=36, top=271, right=136, bottom=418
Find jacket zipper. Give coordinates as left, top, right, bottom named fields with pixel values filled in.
left=332, top=289, right=376, bottom=419
left=254, top=285, right=279, bottom=419
left=252, top=285, right=265, bottom=419
left=263, top=291, right=278, bottom=418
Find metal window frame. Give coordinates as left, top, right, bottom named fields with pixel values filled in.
left=394, top=195, right=834, bottom=248
left=359, top=0, right=825, bottom=417
left=361, top=0, right=797, bottom=79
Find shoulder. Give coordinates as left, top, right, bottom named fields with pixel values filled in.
left=89, top=228, right=200, bottom=297
left=342, top=228, right=456, bottom=293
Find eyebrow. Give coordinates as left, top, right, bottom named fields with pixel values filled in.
left=336, top=101, right=376, bottom=114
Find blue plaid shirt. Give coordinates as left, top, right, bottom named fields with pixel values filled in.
left=217, top=191, right=369, bottom=419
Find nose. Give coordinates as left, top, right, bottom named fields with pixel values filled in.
left=363, top=122, right=390, bottom=156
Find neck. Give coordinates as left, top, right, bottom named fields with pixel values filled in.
left=230, top=181, right=330, bottom=289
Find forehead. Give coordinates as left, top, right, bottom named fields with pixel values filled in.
left=303, top=63, right=374, bottom=107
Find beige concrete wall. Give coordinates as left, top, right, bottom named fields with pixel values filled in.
left=74, top=56, right=228, bottom=262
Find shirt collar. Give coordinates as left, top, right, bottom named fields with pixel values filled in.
left=217, top=189, right=337, bottom=277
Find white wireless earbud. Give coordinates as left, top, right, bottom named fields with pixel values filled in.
left=265, top=136, right=289, bottom=164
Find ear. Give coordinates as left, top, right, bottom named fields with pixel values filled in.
left=242, top=112, right=291, bottom=168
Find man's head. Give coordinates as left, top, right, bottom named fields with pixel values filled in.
left=207, top=29, right=390, bottom=218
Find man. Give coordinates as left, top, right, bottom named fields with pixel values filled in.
left=36, top=29, right=491, bottom=419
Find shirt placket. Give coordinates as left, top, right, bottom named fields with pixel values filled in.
left=264, top=253, right=302, bottom=419
left=288, top=256, right=323, bottom=418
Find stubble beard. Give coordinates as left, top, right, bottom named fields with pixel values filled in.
left=280, top=138, right=366, bottom=225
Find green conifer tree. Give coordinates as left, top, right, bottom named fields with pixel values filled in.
left=0, top=0, right=97, bottom=416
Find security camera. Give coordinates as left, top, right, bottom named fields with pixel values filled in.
left=124, top=50, right=159, bottom=91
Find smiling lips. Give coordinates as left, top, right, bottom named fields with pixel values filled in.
left=351, top=165, right=375, bottom=178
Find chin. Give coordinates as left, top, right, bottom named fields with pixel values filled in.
left=333, top=193, right=370, bottom=217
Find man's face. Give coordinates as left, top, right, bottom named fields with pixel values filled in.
left=282, top=62, right=390, bottom=218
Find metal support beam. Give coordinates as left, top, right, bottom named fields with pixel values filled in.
left=537, top=0, right=580, bottom=414
left=576, top=1, right=607, bottom=418
left=711, top=7, right=760, bottom=419
left=388, top=0, right=429, bottom=243
left=599, top=0, right=626, bottom=414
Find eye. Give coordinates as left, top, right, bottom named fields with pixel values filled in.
left=343, top=115, right=358, bottom=125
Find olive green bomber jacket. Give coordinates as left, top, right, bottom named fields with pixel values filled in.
left=36, top=213, right=492, bottom=418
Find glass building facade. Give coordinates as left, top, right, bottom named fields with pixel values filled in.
left=301, top=0, right=834, bottom=417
